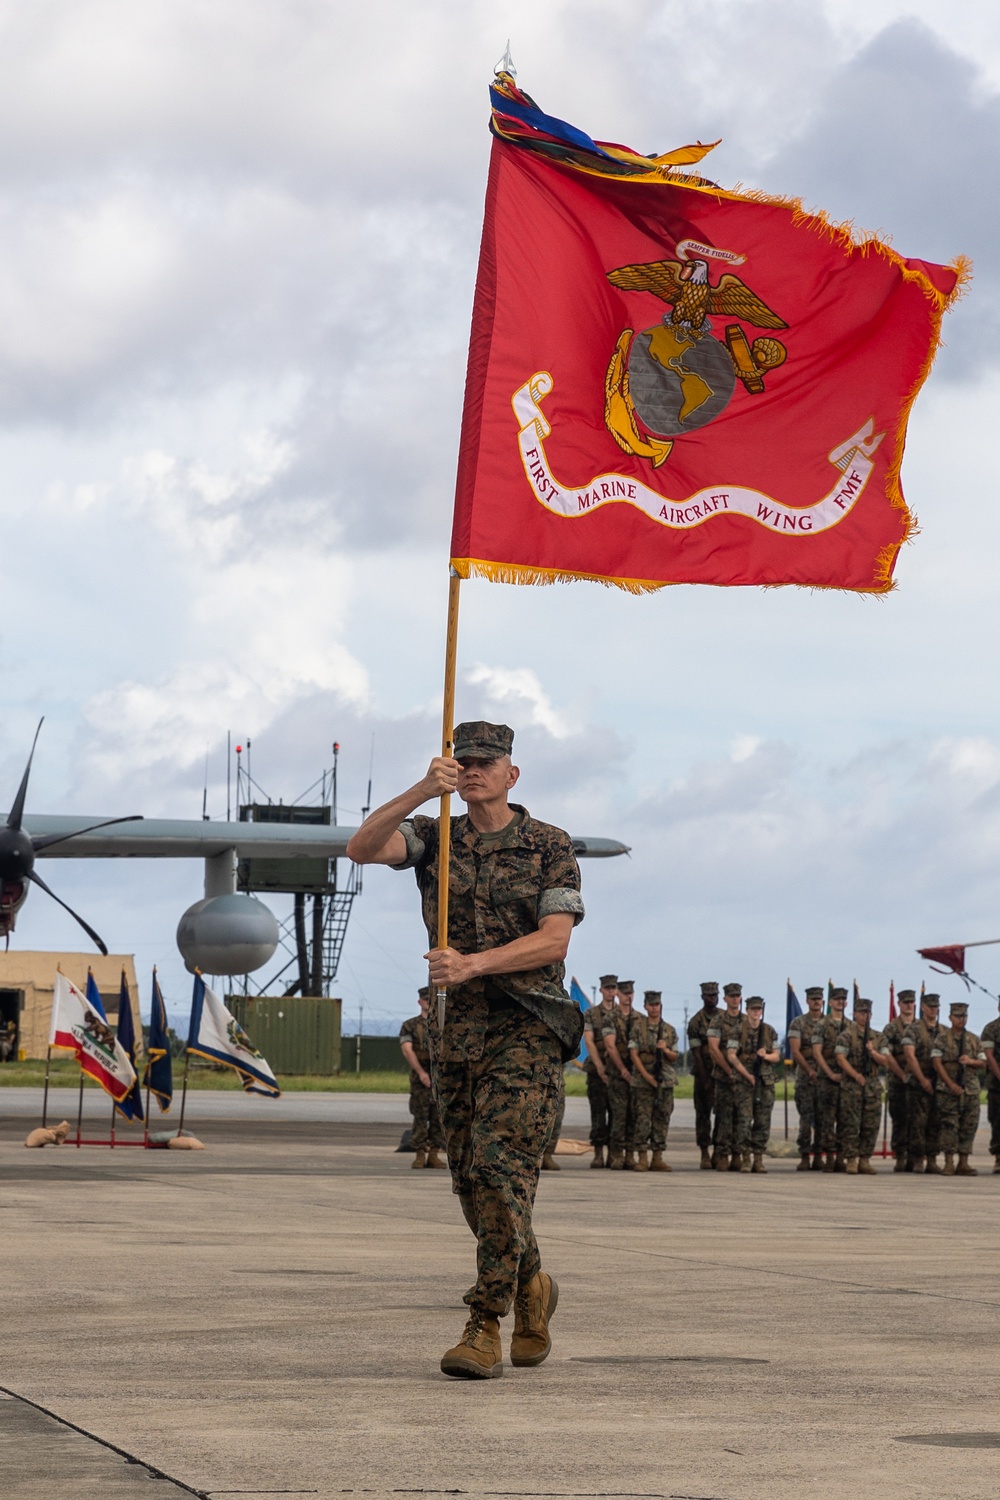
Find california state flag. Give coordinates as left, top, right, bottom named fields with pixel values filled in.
left=49, top=971, right=137, bottom=1102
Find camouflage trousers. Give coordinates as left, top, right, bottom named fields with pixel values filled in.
left=631, top=1078, right=674, bottom=1151
left=838, top=1079, right=883, bottom=1160
left=816, top=1077, right=843, bottom=1155
left=434, top=1009, right=562, bottom=1317
left=409, top=1082, right=443, bottom=1151
left=794, top=1075, right=819, bottom=1155
left=544, top=1068, right=566, bottom=1154
left=887, top=1077, right=910, bottom=1162
left=935, top=1090, right=980, bottom=1155
left=907, top=1084, right=941, bottom=1159
left=733, top=1079, right=774, bottom=1155
left=713, top=1077, right=742, bottom=1156
left=607, top=1072, right=635, bottom=1152
left=989, top=1088, right=1000, bottom=1157
left=586, top=1070, right=610, bottom=1147
left=692, top=1070, right=714, bottom=1149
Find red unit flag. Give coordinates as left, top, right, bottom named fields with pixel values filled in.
left=452, top=76, right=967, bottom=594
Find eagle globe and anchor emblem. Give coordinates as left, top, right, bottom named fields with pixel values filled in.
left=604, top=240, right=788, bottom=468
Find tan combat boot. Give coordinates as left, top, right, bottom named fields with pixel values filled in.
left=811, top=1152, right=825, bottom=1171
left=925, top=1154, right=943, bottom=1175
left=908, top=1155, right=924, bottom=1173
left=729, top=1152, right=743, bottom=1172
left=845, top=1158, right=859, bottom=1174
left=650, top=1151, right=671, bottom=1172
left=510, top=1271, right=558, bottom=1367
left=440, top=1309, right=503, bottom=1379
left=634, top=1149, right=649, bottom=1172
left=751, top=1152, right=767, bottom=1174
left=739, top=1153, right=752, bottom=1173
left=608, top=1151, right=625, bottom=1170
left=699, top=1147, right=712, bottom=1170
left=426, top=1148, right=447, bottom=1169
left=796, top=1154, right=811, bottom=1172
left=590, top=1145, right=605, bottom=1169
left=892, top=1156, right=905, bottom=1173
left=411, top=1149, right=426, bottom=1170
left=714, top=1154, right=730, bottom=1172
left=624, top=1149, right=637, bottom=1171
left=859, top=1157, right=877, bottom=1174
left=942, top=1152, right=956, bottom=1176
left=957, top=1154, right=978, bottom=1176
left=541, top=1153, right=561, bottom=1171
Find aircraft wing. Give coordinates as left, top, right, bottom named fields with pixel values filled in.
left=21, top=815, right=628, bottom=861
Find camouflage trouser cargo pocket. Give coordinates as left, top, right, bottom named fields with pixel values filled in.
left=434, top=1010, right=562, bottom=1317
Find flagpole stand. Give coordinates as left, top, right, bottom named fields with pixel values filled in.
left=434, top=570, right=461, bottom=1034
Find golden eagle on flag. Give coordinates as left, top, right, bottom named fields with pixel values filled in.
left=450, top=74, right=968, bottom=594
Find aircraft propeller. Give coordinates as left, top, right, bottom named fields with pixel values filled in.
left=0, top=719, right=141, bottom=955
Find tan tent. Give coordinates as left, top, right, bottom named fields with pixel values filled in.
left=0, top=953, right=141, bottom=1061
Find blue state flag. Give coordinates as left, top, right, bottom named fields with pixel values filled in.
left=570, top=976, right=590, bottom=1067
left=85, top=969, right=108, bottom=1021
left=114, top=969, right=144, bottom=1122
left=784, top=980, right=803, bottom=1060
left=144, top=968, right=173, bottom=1113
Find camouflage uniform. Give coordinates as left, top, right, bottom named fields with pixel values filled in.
left=982, top=1016, right=1000, bottom=1163
left=880, top=1015, right=914, bottom=1164
left=628, top=1013, right=677, bottom=1151
left=603, top=1004, right=634, bottom=1156
left=582, top=1000, right=617, bottom=1147
left=787, top=1009, right=823, bottom=1156
left=833, top=1020, right=883, bottom=1161
left=814, top=1014, right=850, bottom=1157
left=931, top=1027, right=984, bottom=1156
left=543, top=1065, right=566, bottom=1156
left=394, top=797, right=584, bottom=1316
left=399, top=1011, right=443, bottom=1151
left=687, top=993, right=719, bottom=1151
left=902, top=1016, right=943, bottom=1161
left=707, top=1009, right=745, bottom=1157
left=727, top=1016, right=777, bottom=1157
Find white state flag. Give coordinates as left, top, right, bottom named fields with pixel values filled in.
left=49, top=971, right=138, bottom=1102
left=186, top=976, right=280, bottom=1097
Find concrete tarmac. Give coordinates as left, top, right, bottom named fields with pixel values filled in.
left=2, top=1095, right=999, bottom=1500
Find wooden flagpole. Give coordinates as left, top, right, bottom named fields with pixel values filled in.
left=435, top=571, right=462, bottom=1031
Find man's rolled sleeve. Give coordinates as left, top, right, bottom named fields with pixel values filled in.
left=538, top=887, right=585, bottom=924
left=390, top=817, right=429, bottom=871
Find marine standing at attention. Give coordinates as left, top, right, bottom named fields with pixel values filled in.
left=687, top=980, right=720, bottom=1169
left=605, top=980, right=636, bottom=1169
left=878, top=989, right=917, bottom=1172
left=726, top=996, right=778, bottom=1174
left=982, top=997, right=1000, bottom=1175
left=788, top=986, right=825, bottom=1171
left=627, top=990, right=676, bottom=1172
left=346, top=721, right=585, bottom=1380
left=583, top=975, right=619, bottom=1168
left=903, top=993, right=943, bottom=1175
left=707, top=982, right=744, bottom=1171
left=399, top=985, right=446, bottom=1169
left=833, top=996, right=883, bottom=1175
left=812, top=986, right=850, bottom=1172
left=930, top=999, right=985, bottom=1176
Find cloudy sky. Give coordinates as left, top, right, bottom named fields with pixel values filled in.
left=6, top=0, right=1000, bottom=1040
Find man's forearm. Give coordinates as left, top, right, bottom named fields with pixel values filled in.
left=584, top=1033, right=606, bottom=1077
left=605, top=1039, right=630, bottom=1079
left=346, top=780, right=432, bottom=864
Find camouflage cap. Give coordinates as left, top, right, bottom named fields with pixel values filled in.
left=831, top=987, right=848, bottom=1000
left=644, top=990, right=662, bottom=1003
left=804, top=986, right=824, bottom=998
left=897, top=989, right=916, bottom=1003
left=746, top=996, right=765, bottom=1011
left=723, top=982, right=742, bottom=996
left=618, top=980, right=635, bottom=995
left=599, top=974, right=618, bottom=988
left=700, top=981, right=719, bottom=995
left=854, top=998, right=873, bottom=1012
left=950, top=1000, right=969, bottom=1014
left=452, top=720, right=513, bottom=761
left=418, top=985, right=430, bottom=999
left=921, top=993, right=941, bottom=1007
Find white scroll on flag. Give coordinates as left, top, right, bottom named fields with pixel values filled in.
left=49, top=971, right=138, bottom=1102
left=186, top=975, right=280, bottom=1097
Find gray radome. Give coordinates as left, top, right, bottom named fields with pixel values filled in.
left=176, top=892, right=279, bottom=976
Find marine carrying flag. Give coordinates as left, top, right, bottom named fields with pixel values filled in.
left=114, top=968, right=144, bottom=1122
left=451, top=74, right=965, bottom=595
left=49, top=971, right=137, bottom=1103
left=144, top=968, right=173, bottom=1112
left=186, top=975, right=280, bottom=1097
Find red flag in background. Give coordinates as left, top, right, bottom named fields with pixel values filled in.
left=888, top=981, right=896, bottom=1023
left=918, top=944, right=967, bottom=975
left=452, top=75, right=967, bottom=595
